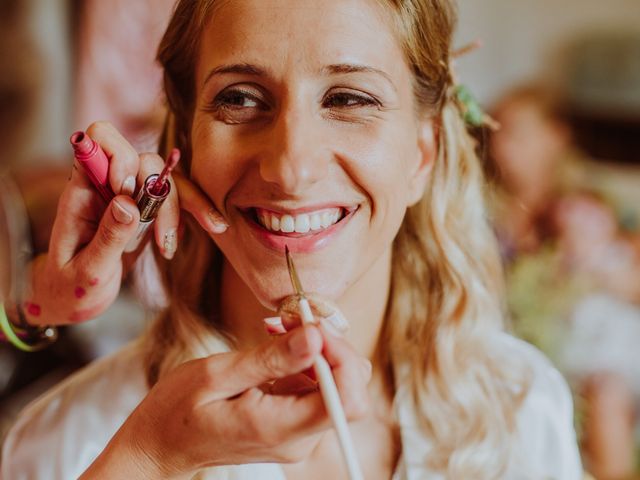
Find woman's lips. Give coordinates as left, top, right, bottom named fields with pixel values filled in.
left=241, top=206, right=358, bottom=254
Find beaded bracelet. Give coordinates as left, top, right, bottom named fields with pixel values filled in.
left=0, top=303, right=58, bottom=352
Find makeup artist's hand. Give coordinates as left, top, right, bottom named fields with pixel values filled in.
left=82, top=324, right=371, bottom=479
left=21, top=121, right=227, bottom=327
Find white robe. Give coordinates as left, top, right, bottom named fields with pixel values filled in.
left=1, top=332, right=582, bottom=479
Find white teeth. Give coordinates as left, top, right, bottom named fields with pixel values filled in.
left=256, top=207, right=346, bottom=234
left=310, top=214, right=321, bottom=231
left=321, top=212, right=332, bottom=228
left=280, top=215, right=295, bottom=233
left=294, top=214, right=310, bottom=233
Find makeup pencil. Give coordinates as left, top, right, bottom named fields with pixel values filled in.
left=285, top=246, right=363, bottom=480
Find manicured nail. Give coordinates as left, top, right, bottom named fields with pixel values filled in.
left=324, top=311, right=349, bottom=333
left=288, top=328, right=309, bottom=357
left=121, top=175, right=136, bottom=196
left=112, top=199, right=134, bottom=224
left=263, top=316, right=286, bottom=335
left=207, top=208, right=229, bottom=233
left=163, top=228, right=178, bottom=259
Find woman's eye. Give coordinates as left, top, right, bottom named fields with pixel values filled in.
left=322, top=91, right=379, bottom=109
left=207, top=87, right=270, bottom=123
left=215, top=90, right=264, bottom=109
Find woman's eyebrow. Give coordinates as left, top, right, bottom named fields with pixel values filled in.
left=321, top=63, right=397, bottom=93
left=202, top=63, right=267, bottom=87
left=202, top=62, right=397, bottom=92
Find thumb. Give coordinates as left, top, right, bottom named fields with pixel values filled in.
left=205, top=326, right=323, bottom=400
left=77, top=195, right=140, bottom=271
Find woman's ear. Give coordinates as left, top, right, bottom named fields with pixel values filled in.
left=407, top=119, right=436, bottom=206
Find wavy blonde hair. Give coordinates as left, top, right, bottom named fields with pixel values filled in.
left=143, top=0, right=530, bottom=477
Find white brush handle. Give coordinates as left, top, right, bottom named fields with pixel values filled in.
left=298, top=297, right=363, bottom=480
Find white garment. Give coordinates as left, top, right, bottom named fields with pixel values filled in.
left=1, top=332, right=582, bottom=480
left=561, top=293, right=640, bottom=399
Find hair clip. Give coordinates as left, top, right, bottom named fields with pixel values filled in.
left=448, top=40, right=500, bottom=131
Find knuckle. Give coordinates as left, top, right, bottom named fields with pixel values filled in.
left=113, top=149, right=140, bottom=176
left=343, top=392, right=370, bottom=420
left=256, top=345, right=283, bottom=377
left=86, top=120, right=112, bottom=137
left=199, top=356, right=222, bottom=390
left=258, top=421, right=282, bottom=449
left=161, top=194, right=181, bottom=220
left=275, top=440, right=315, bottom=464
left=235, top=396, right=272, bottom=443
left=73, top=260, right=98, bottom=285
left=140, top=152, right=164, bottom=171
left=98, top=221, right=123, bottom=247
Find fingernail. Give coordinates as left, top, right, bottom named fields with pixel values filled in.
left=288, top=328, right=309, bottom=357
left=324, top=311, right=349, bottom=333
left=121, top=175, right=136, bottom=196
left=207, top=209, right=229, bottom=233
left=112, top=199, right=134, bottom=224
left=263, top=317, right=286, bottom=335
left=163, top=228, right=178, bottom=260
left=321, top=317, right=344, bottom=337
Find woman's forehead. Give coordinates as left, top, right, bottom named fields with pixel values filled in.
left=196, top=0, right=407, bottom=86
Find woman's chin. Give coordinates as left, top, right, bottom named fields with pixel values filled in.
left=248, top=268, right=348, bottom=312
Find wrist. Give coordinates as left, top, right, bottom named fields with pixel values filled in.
left=82, top=416, right=193, bottom=480
left=0, top=300, right=57, bottom=352
left=80, top=424, right=171, bottom=480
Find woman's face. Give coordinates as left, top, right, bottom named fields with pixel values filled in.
left=490, top=100, right=568, bottom=194
left=191, top=0, right=434, bottom=309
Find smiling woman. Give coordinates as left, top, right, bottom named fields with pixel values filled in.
left=1, top=0, right=582, bottom=479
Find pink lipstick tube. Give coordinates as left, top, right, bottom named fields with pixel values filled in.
left=124, top=174, right=170, bottom=253
left=70, top=132, right=114, bottom=202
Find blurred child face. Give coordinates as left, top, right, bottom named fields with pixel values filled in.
left=491, top=99, right=568, bottom=196
left=189, top=0, right=434, bottom=308
left=554, top=194, right=617, bottom=250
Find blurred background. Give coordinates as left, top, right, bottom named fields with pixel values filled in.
left=0, top=1, right=639, bottom=478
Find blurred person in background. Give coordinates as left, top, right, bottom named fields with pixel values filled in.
left=488, top=85, right=640, bottom=479
left=553, top=191, right=640, bottom=480
left=3, top=0, right=174, bottom=252
left=488, top=84, right=585, bottom=260
left=73, top=0, right=175, bottom=152
left=0, top=0, right=174, bottom=438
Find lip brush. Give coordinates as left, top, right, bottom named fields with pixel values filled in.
left=285, top=246, right=363, bottom=480
left=150, top=148, right=180, bottom=196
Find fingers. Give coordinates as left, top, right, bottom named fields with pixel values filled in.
left=74, top=195, right=140, bottom=277
left=260, top=316, right=371, bottom=421
left=277, top=294, right=350, bottom=334
left=86, top=121, right=139, bottom=196
left=135, top=153, right=181, bottom=259
left=65, top=122, right=227, bottom=263
left=201, top=326, right=323, bottom=401
left=318, top=323, right=371, bottom=418
left=173, top=172, right=228, bottom=236
left=232, top=386, right=330, bottom=443
left=49, top=164, right=106, bottom=266
left=230, top=340, right=368, bottom=446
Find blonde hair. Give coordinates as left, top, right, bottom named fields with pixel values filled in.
left=144, top=1, right=530, bottom=477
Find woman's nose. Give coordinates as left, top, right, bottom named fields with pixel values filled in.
left=259, top=104, right=329, bottom=194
